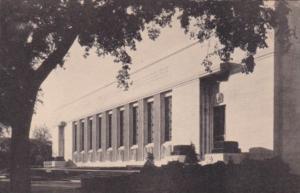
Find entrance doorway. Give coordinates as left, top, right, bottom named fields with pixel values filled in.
left=213, top=105, right=225, bottom=145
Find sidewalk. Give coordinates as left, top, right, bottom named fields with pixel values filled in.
left=0, top=179, right=81, bottom=193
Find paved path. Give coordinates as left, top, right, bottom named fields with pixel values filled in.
left=33, top=167, right=140, bottom=173
left=0, top=179, right=81, bottom=193
left=0, top=168, right=139, bottom=193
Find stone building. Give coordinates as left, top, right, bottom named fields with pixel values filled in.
left=52, top=1, right=300, bottom=174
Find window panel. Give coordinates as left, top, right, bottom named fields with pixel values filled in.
left=89, top=118, right=93, bottom=150
left=164, top=96, right=172, bottom=142
left=132, top=106, right=139, bottom=145
left=108, top=113, right=112, bottom=148
left=98, top=116, right=102, bottom=149
left=80, top=121, right=85, bottom=151
left=147, top=102, right=154, bottom=143
left=119, top=110, right=124, bottom=147
left=74, top=123, right=77, bottom=152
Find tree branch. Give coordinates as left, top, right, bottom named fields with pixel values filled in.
left=34, top=30, right=78, bottom=85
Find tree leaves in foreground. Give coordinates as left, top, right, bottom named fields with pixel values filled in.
left=0, top=1, right=290, bottom=125
left=0, top=1, right=291, bottom=193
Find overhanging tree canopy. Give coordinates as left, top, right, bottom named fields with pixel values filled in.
left=0, top=0, right=290, bottom=193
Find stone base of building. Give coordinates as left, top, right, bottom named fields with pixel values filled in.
left=43, top=161, right=66, bottom=168
left=200, top=153, right=247, bottom=165
left=73, top=154, right=189, bottom=168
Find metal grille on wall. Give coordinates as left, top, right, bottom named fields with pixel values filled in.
left=80, top=121, right=85, bottom=151
left=73, top=124, right=77, bottom=151
left=132, top=106, right=139, bottom=145
left=108, top=113, right=112, bottom=148
left=89, top=118, right=93, bottom=150
left=147, top=102, right=154, bottom=144
left=119, top=110, right=124, bottom=147
left=98, top=116, right=102, bottom=149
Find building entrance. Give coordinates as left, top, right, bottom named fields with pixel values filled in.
left=213, top=105, right=225, bottom=145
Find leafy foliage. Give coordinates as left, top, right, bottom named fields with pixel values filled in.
left=30, top=139, right=52, bottom=166
left=0, top=1, right=291, bottom=192
left=0, top=0, right=290, bottom=126
left=184, top=143, right=198, bottom=164
left=32, top=126, right=52, bottom=142
left=82, top=157, right=300, bottom=193
left=0, top=137, right=52, bottom=168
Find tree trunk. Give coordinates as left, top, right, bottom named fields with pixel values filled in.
left=9, top=94, right=36, bottom=193
left=10, top=123, right=31, bottom=193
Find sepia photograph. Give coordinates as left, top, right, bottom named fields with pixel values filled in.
left=1, top=0, right=300, bottom=192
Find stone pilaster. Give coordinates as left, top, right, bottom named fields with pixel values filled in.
left=112, top=109, right=118, bottom=161
left=138, top=99, right=146, bottom=161
left=153, top=94, right=163, bottom=160
left=76, top=120, right=82, bottom=163
left=101, top=112, right=107, bottom=161
left=58, top=124, right=65, bottom=157
left=124, top=104, right=131, bottom=161
left=76, top=120, right=81, bottom=153
left=92, top=114, right=98, bottom=162
left=84, top=118, right=89, bottom=162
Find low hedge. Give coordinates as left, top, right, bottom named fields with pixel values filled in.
left=81, top=157, right=300, bottom=193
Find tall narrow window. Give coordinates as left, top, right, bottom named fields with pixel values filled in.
left=132, top=106, right=139, bottom=145
left=164, top=95, right=172, bottom=142
left=74, top=123, right=77, bottom=152
left=80, top=121, right=85, bottom=151
left=98, top=116, right=102, bottom=149
left=108, top=113, right=112, bottom=148
left=119, top=110, right=124, bottom=147
left=147, top=102, right=154, bottom=143
left=88, top=118, right=93, bottom=150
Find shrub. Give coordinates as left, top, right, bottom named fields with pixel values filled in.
left=65, top=159, right=76, bottom=168
left=183, top=143, right=198, bottom=165
left=81, top=157, right=300, bottom=193
left=54, top=156, right=65, bottom=161
left=0, top=137, right=52, bottom=168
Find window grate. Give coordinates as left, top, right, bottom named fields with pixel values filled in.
left=147, top=102, right=154, bottom=143
left=132, top=106, right=139, bottom=145
left=119, top=110, right=124, bottom=147
left=164, top=96, right=172, bottom=142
